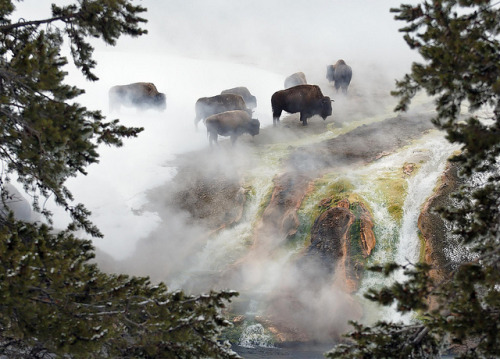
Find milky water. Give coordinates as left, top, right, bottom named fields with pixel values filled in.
left=239, top=324, right=275, bottom=349
left=349, top=131, right=460, bottom=324
left=157, top=126, right=460, bottom=353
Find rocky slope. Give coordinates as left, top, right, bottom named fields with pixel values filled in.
left=164, top=114, right=436, bottom=342
left=107, top=112, right=448, bottom=345
left=418, top=162, right=462, bottom=283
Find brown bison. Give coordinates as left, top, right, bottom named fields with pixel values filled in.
left=108, top=82, right=166, bottom=112
left=221, top=87, right=257, bottom=109
left=205, top=110, right=260, bottom=146
left=326, top=59, right=352, bottom=94
left=271, top=84, right=333, bottom=126
left=284, top=72, right=307, bottom=89
left=194, top=93, right=251, bottom=128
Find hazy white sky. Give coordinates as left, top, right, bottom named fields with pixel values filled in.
left=109, top=0, right=417, bottom=74
left=14, top=0, right=418, bottom=75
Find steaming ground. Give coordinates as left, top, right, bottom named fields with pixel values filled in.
left=11, top=0, right=420, bottom=261
left=86, top=66, right=438, bottom=348
left=46, top=52, right=284, bottom=259
left=33, top=50, right=428, bottom=349
left=45, top=48, right=403, bottom=261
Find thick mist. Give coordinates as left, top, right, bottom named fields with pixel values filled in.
left=8, top=0, right=428, bottom=348
left=112, top=0, right=417, bottom=77
left=9, top=0, right=420, bottom=259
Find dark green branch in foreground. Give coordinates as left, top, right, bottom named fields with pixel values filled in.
left=327, top=1, right=500, bottom=358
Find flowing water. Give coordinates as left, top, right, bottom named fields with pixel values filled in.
left=234, top=131, right=459, bottom=357
left=351, top=131, right=460, bottom=325
left=162, top=121, right=461, bottom=358
left=151, top=112, right=461, bottom=357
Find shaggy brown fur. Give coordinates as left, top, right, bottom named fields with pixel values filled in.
left=108, top=82, right=166, bottom=112
left=205, top=110, right=260, bottom=146
left=326, top=59, right=353, bottom=94
left=194, top=94, right=251, bottom=128
left=221, top=87, right=257, bottom=109
left=271, top=84, right=332, bottom=126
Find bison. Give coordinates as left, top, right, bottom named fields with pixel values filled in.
left=108, top=82, right=166, bottom=112
left=221, top=87, right=257, bottom=109
left=194, top=93, right=251, bottom=129
left=326, top=59, right=352, bottom=94
left=205, top=110, right=260, bottom=146
left=284, top=72, right=307, bottom=89
left=271, top=84, right=333, bottom=126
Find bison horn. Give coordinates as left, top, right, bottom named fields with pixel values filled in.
left=331, top=99, right=335, bottom=102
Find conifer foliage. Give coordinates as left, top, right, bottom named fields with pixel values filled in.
left=0, top=0, right=148, bottom=236
left=327, top=1, right=499, bottom=358
left=0, top=1, right=238, bottom=358
left=0, top=216, right=238, bottom=358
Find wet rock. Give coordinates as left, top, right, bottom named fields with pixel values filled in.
left=261, top=273, right=363, bottom=343
left=403, top=162, right=416, bottom=176
left=304, top=199, right=376, bottom=293
left=251, top=115, right=432, bottom=251
left=255, top=315, right=310, bottom=343
left=418, top=162, right=461, bottom=282
left=233, top=315, right=246, bottom=324
left=287, top=115, right=434, bottom=172
left=173, top=175, right=246, bottom=232
left=144, top=146, right=254, bottom=234
left=254, top=172, right=314, bottom=247
left=359, top=202, right=376, bottom=257
left=308, top=206, right=354, bottom=271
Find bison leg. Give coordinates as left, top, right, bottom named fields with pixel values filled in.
left=272, top=110, right=282, bottom=127
left=300, top=112, right=308, bottom=126
left=208, top=132, right=218, bottom=147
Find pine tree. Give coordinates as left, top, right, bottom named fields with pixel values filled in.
left=0, top=216, right=239, bottom=358
left=326, top=1, right=499, bottom=358
left=0, top=1, right=239, bottom=357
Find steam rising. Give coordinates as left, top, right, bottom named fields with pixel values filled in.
left=11, top=0, right=430, bottom=347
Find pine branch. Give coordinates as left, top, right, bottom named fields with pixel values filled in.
left=0, top=14, right=75, bottom=32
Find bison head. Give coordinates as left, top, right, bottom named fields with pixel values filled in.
left=320, top=97, right=333, bottom=119
left=248, top=95, right=257, bottom=108
left=248, top=119, right=260, bottom=136
left=155, top=93, right=167, bottom=110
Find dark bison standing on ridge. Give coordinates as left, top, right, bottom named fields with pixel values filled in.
left=205, top=110, right=260, bottom=146
left=221, top=87, right=257, bottom=109
left=271, top=84, right=333, bottom=126
left=284, top=72, right=307, bottom=89
left=326, top=59, right=352, bottom=94
left=194, top=93, right=251, bottom=128
left=108, top=82, right=166, bottom=112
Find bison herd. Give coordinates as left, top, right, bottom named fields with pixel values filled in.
left=108, top=59, right=352, bottom=146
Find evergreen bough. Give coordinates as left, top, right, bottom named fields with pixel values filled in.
left=327, top=1, right=500, bottom=358
left=0, top=1, right=239, bottom=357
